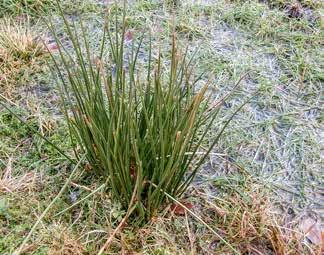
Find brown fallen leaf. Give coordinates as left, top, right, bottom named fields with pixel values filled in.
left=47, top=42, right=59, bottom=51
left=125, top=30, right=133, bottom=42
left=170, top=202, right=193, bottom=216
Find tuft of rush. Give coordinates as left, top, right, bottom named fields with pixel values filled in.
left=47, top=3, right=248, bottom=223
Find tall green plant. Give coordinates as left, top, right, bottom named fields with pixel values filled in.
left=48, top=4, right=248, bottom=223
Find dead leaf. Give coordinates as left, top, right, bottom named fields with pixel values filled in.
left=47, top=43, right=59, bottom=51
left=125, top=30, right=133, bottom=42
left=170, top=202, right=193, bottom=216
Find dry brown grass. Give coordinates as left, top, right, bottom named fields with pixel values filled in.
left=199, top=182, right=317, bottom=254
left=77, top=181, right=318, bottom=254
left=43, top=223, right=87, bottom=255
left=0, top=157, right=40, bottom=193
left=0, top=17, right=47, bottom=97
left=47, top=233, right=86, bottom=255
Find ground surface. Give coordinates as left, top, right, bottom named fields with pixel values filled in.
left=0, top=0, right=323, bottom=254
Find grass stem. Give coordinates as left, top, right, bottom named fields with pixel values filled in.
left=13, top=156, right=84, bottom=255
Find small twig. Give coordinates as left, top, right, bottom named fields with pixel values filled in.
left=70, top=182, right=93, bottom=191
left=185, top=211, right=195, bottom=255
left=97, top=178, right=139, bottom=255
left=97, top=211, right=129, bottom=255
left=0, top=93, right=19, bottom=107
left=149, top=182, right=239, bottom=255
left=13, top=156, right=84, bottom=255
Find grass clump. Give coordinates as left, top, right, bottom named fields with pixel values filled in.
left=49, top=4, right=247, bottom=224
left=208, top=177, right=316, bottom=254
left=0, top=18, right=47, bottom=97
left=0, top=18, right=45, bottom=60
